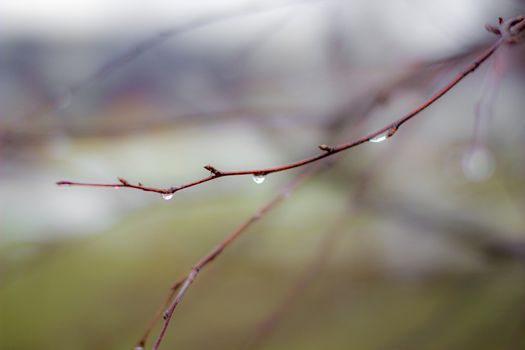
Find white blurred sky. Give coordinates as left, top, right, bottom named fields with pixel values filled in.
left=0, top=0, right=502, bottom=38
left=0, top=0, right=291, bottom=37
left=0, top=0, right=510, bottom=60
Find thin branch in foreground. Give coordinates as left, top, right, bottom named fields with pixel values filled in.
left=149, top=164, right=326, bottom=350
left=57, top=31, right=507, bottom=197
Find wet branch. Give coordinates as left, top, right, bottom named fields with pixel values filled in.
left=57, top=33, right=506, bottom=197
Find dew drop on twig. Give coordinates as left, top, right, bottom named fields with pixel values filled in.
left=162, top=193, right=174, bottom=200
left=252, top=174, right=266, bottom=184
left=462, top=148, right=495, bottom=182
left=369, top=127, right=397, bottom=143
left=369, top=134, right=388, bottom=143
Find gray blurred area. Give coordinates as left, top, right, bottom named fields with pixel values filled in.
left=1, top=1, right=525, bottom=349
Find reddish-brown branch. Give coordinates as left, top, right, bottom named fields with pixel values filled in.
left=150, top=164, right=324, bottom=350
left=56, top=38, right=504, bottom=197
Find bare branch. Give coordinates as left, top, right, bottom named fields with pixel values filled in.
left=57, top=36, right=504, bottom=197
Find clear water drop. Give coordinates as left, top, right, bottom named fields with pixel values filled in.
left=369, top=134, right=388, bottom=143
left=462, top=149, right=494, bottom=182
left=252, top=174, right=266, bottom=184
left=369, top=127, right=397, bottom=143
left=162, top=193, right=174, bottom=200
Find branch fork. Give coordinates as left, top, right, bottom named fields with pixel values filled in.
left=486, top=15, right=525, bottom=44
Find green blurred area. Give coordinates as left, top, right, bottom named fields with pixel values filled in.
left=2, top=182, right=524, bottom=350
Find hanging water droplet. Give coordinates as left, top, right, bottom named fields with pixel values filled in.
left=113, top=186, right=120, bottom=190
left=252, top=174, right=266, bottom=184
left=134, top=347, right=144, bottom=350
left=369, top=134, right=388, bottom=143
left=162, top=193, right=174, bottom=200
left=57, top=88, right=72, bottom=109
left=369, top=127, right=397, bottom=143
left=461, top=148, right=495, bottom=182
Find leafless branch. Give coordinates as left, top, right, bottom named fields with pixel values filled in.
left=57, top=34, right=506, bottom=196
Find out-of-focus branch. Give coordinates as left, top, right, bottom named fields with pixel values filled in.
left=12, top=0, right=318, bottom=125
left=135, top=277, right=186, bottom=349
left=368, top=199, right=525, bottom=261
left=57, top=30, right=508, bottom=196
left=243, top=121, right=414, bottom=350
left=149, top=164, right=327, bottom=350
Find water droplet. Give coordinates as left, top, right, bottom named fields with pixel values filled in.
left=252, top=174, right=266, bottom=184
left=369, top=127, right=397, bottom=143
left=57, top=88, right=72, bottom=109
left=369, top=134, right=388, bottom=143
left=113, top=186, right=120, bottom=190
left=162, top=193, right=174, bottom=200
left=134, top=347, right=144, bottom=350
left=462, top=149, right=494, bottom=182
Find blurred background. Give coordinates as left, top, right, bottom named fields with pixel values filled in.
left=1, top=1, right=525, bottom=349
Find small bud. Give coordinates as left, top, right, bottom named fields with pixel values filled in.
left=203, top=164, right=221, bottom=175
left=118, top=177, right=129, bottom=185
left=387, top=126, right=398, bottom=138
left=318, top=144, right=334, bottom=152
left=485, top=24, right=501, bottom=36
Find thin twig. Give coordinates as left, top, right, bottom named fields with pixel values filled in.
left=57, top=38, right=504, bottom=196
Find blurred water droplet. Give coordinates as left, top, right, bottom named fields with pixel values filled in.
left=134, top=347, right=144, bottom=350
left=47, top=134, right=72, bottom=159
left=462, top=149, right=495, bottom=181
left=57, top=89, right=72, bottom=109
left=369, top=132, right=388, bottom=143
left=252, top=174, right=266, bottom=184
left=162, top=193, right=174, bottom=200
left=114, top=186, right=120, bottom=190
